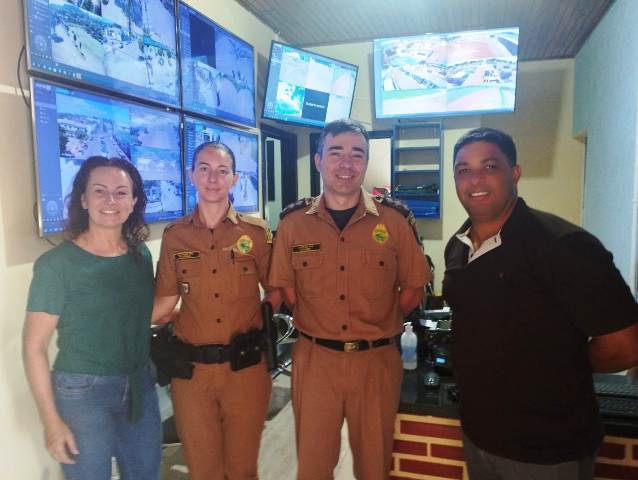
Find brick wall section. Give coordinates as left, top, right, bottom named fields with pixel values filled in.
left=392, top=414, right=469, bottom=480
left=392, top=414, right=638, bottom=480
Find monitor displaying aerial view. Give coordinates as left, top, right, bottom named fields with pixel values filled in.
left=25, top=0, right=180, bottom=107
left=179, top=3, right=255, bottom=127
left=373, top=27, right=519, bottom=118
left=183, top=115, right=259, bottom=214
left=31, top=78, right=183, bottom=235
left=262, top=41, right=358, bottom=128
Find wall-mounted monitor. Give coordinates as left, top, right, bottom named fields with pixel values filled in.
left=179, top=2, right=256, bottom=127
left=31, top=78, right=183, bottom=236
left=24, top=0, right=180, bottom=108
left=183, top=115, right=259, bottom=214
left=262, top=41, right=358, bottom=128
left=373, top=27, right=519, bottom=118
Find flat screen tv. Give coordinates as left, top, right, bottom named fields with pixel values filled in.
left=183, top=115, right=259, bottom=214
left=373, top=27, right=519, bottom=118
left=179, top=2, right=256, bottom=127
left=31, top=78, right=183, bottom=236
left=24, top=0, right=180, bottom=108
left=262, top=41, right=358, bottom=128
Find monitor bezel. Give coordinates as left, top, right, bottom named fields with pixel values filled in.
left=261, top=40, right=359, bottom=129
left=177, top=1, right=257, bottom=128
left=372, top=27, right=520, bottom=120
left=29, top=76, right=185, bottom=237
left=23, top=0, right=182, bottom=110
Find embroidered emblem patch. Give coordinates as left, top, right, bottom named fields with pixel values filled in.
left=292, top=243, right=321, bottom=253
left=173, top=251, right=200, bottom=261
left=236, top=234, right=253, bottom=254
left=372, top=224, right=389, bottom=244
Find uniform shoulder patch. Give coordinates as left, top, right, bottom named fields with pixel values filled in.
left=238, top=214, right=273, bottom=243
left=163, top=219, right=182, bottom=232
left=280, top=197, right=313, bottom=219
left=379, top=197, right=423, bottom=246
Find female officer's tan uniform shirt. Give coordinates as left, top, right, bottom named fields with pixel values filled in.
left=268, top=189, right=430, bottom=340
left=155, top=205, right=272, bottom=345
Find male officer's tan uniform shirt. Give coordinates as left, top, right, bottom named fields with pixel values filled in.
left=156, top=205, right=271, bottom=345
left=268, top=189, right=430, bottom=340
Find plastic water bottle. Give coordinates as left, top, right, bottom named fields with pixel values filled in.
left=401, top=324, right=418, bottom=370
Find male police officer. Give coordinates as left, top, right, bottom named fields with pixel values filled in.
left=269, top=119, right=431, bottom=479
left=153, top=142, right=276, bottom=480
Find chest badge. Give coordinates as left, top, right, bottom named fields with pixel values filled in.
left=372, top=224, right=389, bottom=244
left=236, top=234, right=253, bottom=254
left=174, top=250, right=200, bottom=261
left=292, top=243, right=321, bottom=253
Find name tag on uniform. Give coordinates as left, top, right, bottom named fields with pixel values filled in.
left=292, top=243, right=321, bottom=253
left=173, top=251, right=200, bottom=261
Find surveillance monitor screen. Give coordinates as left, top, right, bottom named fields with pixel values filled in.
left=31, top=78, right=183, bottom=236
left=179, top=3, right=256, bottom=127
left=183, top=115, right=259, bottom=214
left=373, top=27, right=519, bottom=118
left=262, top=41, right=358, bottom=128
left=25, top=0, right=180, bottom=108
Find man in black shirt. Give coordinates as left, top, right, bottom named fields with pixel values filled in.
left=443, top=127, right=638, bottom=480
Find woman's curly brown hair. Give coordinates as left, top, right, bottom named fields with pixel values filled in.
left=65, top=157, right=149, bottom=251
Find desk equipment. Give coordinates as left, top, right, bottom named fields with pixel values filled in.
left=594, top=382, right=638, bottom=398
left=594, top=374, right=638, bottom=419
left=596, top=396, right=638, bottom=419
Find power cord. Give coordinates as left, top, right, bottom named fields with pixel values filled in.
left=17, top=45, right=31, bottom=109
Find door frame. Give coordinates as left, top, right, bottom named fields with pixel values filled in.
left=260, top=123, right=298, bottom=217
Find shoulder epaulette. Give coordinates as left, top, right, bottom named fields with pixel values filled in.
left=164, top=213, right=191, bottom=231
left=378, top=196, right=410, bottom=217
left=238, top=213, right=267, bottom=230
left=279, top=197, right=313, bottom=219
left=379, top=196, right=423, bottom=246
left=238, top=214, right=273, bottom=243
left=163, top=219, right=181, bottom=231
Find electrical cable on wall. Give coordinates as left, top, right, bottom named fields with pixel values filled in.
left=17, top=45, right=31, bottom=109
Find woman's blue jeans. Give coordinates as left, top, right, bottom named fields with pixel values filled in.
left=53, top=363, right=161, bottom=480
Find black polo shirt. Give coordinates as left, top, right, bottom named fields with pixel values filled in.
left=443, top=198, right=638, bottom=464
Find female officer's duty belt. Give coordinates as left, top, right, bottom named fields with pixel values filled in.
left=300, top=331, right=394, bottom=352
left=185, top=329, right=265, bottom=370
left=186, top=343, right=232, bottom=364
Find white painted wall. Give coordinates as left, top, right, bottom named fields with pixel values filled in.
left=573, top=0, right=638, bottom=292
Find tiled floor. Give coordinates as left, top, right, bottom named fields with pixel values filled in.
left=160, top=375, right=355, bottom=479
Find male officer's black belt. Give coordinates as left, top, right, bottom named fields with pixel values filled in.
left=300, top=332, right=393, bottom=353
left=186, top=343, right=232, bottom=364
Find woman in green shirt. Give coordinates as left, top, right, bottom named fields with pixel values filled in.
left=23, top=157, right=161, bottom=480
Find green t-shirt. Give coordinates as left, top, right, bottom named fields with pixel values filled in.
left=27, top=241, right=154, bottom=376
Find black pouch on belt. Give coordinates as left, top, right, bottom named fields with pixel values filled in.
left=229, top=328, right=265, bottom=371
left=150, top=324, right=194, bottom=386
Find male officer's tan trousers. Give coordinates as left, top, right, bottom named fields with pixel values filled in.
left=292, top=335, right=403, bottom=479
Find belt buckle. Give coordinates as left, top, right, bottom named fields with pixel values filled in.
left=204, top=346, right=223, bottom=363
left=343, top=341, right=359, bottom=353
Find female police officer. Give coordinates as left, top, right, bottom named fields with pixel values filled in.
left=152, top=142, right=278, bottom=480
